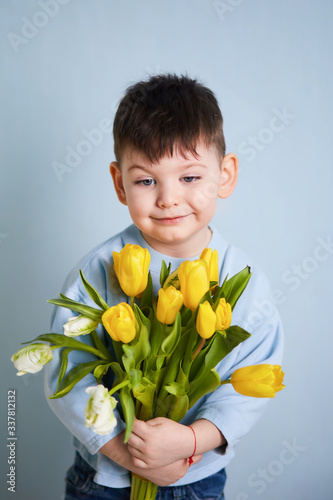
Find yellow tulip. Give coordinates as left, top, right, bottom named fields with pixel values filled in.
left=102, top=302, right=136, bottom=343
left=196, top=301, right=216, bottom=339
left=215, top=298, right=232, bottom=331
left=200, top=248, right=219, bottom=287
left=178, top=260, right=210, bottom=311
left=113, top=244, right=150, bottom=297
left=156, top=286, right=183, bottom=324
left=230, top=364, right=285, bottom=398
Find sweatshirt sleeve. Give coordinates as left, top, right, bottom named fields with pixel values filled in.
left=195, top=267, right=284, bottom=452
left=44, top=270, right=126, bottom=455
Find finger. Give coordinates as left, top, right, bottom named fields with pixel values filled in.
left=132, top=418, right=149, bottom=438
left=127, top=444, right=143, bottom=459
left=127, top=432, right=144, bottom=449
left=131, top=455, right=149, bottom=469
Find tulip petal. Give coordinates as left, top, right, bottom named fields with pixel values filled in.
left=230, top=364, right=285, bottom=398
left=196, top=301, right=216, bottom=339
left=178, top=260, right=210, bottom=311
left=113, top=245, right=151, bottom=297
left=102, top=303, right=136, bottom=343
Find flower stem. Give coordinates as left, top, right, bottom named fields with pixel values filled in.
left=220, top=380, right=231, bottom=386
left=130, top=296, right=134, bottom=310
left=109, top=379, right=130, bottom=397
left=192, top=338, right=205, bottom=361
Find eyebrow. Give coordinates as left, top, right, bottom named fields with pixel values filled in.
left=127, top=164, right=150, bottom=172
left=127, top=163, right=207, bottom=173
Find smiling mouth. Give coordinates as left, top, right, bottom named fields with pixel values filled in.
left=153, top=215, right=190, bottom=224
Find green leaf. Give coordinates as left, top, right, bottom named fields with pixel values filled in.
left=89, top=330, right=113, bottom=361
left=160, top=313, right=181, bottom=356
left=140, top=271, right=153, bottom=309
left=48, top=298, right=103, bottom=322
left=22, top=333, right=108, bottom=360
left=180, top=306, right=193, bottom=326
left=161, top=363, right=191, bottom=421
left=176, top=363, right=190, bottom=392
left=122, top=344, right=136, bottom=374
left=189, top=326, right=251, bottom=382
left=121, top=306, right=152, bottom=373
left=56, top=348, right=73, bottom=393
left=214, top=273, right=228, bottom=299
left=94, top=363, right=112, bottom=382
left=109, top=362, right=127, bottom=385
left=217, top=326, right=251, bottom=363
left=165, top=393, right=189, bottom=422
left=111, top=339, right=125, bottom=367
left=155, top=354, right=165, bottom=372
left=120, top=385, right=135, bottom=443
left=149, top=318, right=164, bottom=357
left=188, top=368, right=221, bottom=408
left=154, top=329, right=193, bottom=414
left=164, top=381, right=186, bottom=397
left=131, top=305, right=151, bottom=366
left=154, top=393, right=172, bottom=418
left=159, top=260, right=172, bottom=287
left=181, top=329, right=198, bottom=378
left=79, top=270, right=109, bottom=311
left=129, top=369, right=142, bottom=388
left=132, top=376, right=156, bottom=421
left=162, top=269, right=180, bottom=290
left=220, top=266, right=252, bottom=310
left=49, top=360, right=102, bottom=399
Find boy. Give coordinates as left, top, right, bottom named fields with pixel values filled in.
left=45, top=74, right=283, bottom=499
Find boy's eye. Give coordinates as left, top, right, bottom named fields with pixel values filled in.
left=136, top=179, right=155, bottom=186
left=182, top=176, right=200, bottom=183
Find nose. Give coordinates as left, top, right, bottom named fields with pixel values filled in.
left=156, top=182, right=180, bottom=208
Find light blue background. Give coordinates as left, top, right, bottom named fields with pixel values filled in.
left=1, top=1, right=332, bottom=499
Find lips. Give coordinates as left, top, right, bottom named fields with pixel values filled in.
left=153, top=215, right=190, bottom=224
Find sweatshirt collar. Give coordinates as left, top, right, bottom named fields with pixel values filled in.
left=123, top=223, right=224, bottom=273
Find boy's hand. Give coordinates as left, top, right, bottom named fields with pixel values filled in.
left=127, top=417, right=197, bottom=468
left=132, top=455, right=202, bottom=486
left=127, top=417, right=226, bottom=469
left=99, top=430, right=202, bottom=486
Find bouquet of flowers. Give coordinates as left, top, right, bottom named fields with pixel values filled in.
left=11, top=244, right=285, bottom=500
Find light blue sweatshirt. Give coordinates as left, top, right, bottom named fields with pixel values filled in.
left=45, top=224, right=284, bottom=487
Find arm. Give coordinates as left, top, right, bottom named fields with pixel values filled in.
left=195, top=279, right=284, bottom=452
left=126, top=417, right=224, bottom=469
left=99, top=431, right=203, bottom=486
left=44, top=285, right=126, bottom=455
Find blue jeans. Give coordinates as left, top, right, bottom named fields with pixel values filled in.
left=65, top=452, right=226, bottom=500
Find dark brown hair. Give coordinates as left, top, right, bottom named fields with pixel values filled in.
left=113, top=74, right=226, bottom=164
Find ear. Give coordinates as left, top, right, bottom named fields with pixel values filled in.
left=110, top=162, right=128, bottom=205
left=218, top=153, right=239, bottom=199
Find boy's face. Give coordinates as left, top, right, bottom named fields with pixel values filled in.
left=110, top=141, right=238, bottom=257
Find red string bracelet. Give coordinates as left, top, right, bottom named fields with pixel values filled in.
left=188, top=426, right=196, bottom=466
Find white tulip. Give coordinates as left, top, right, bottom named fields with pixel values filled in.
left=84, top=385, right=117, bottom=435
left=63, top=315, right=99, bottom=337
left=11, top=344, right=53, bottom=376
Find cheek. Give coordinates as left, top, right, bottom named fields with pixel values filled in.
left=126, top=190, right=150, bottom=215
left=191, top=183, right=219, bottom=212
